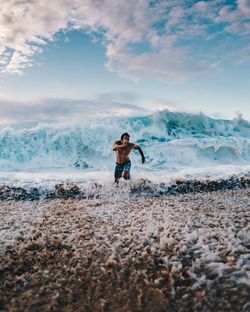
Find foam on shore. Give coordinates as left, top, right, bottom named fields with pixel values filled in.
left=0, top=188, right=249, bottom=311
left=0, top=171, right=250, bottom=201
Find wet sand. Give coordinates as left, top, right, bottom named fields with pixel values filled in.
left=0, top=188, right=249, bottom=311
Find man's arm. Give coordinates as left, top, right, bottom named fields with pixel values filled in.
left=112, top=140, right=128, bottom=151
left=133, top=144, right=145, bottom=163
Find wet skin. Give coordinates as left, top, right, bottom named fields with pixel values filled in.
left=113, top=135, right=145, bottom=180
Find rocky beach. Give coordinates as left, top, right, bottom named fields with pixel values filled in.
left=0, top=183, right=249, bottom=312
left=1, top=1, right=250, bottom=310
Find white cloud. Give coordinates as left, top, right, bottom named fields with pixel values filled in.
left=234, top=44, right=250, bottom=64
left=0, top=0, right=250, bottom=80
left=225, top=21, right=250, bottom=35
left=238, top=0, right=250, bottom=16
left=214, top=0, right=250, bottom=40
left=216, top=0, right=250, bottom=27
left=105, top=43, right=196, bottom=82
left=0, top=96, right=148, bottom=128
left=0, top=0, right=71, bottom=73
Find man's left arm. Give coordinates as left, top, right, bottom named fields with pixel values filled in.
left=133, top=144, right=145, bottom=164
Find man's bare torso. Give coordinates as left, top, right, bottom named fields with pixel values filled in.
left=114, top=141, right=136, bottom=164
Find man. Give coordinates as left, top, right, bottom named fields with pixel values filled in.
left=113, top=132, right=145, bottom=183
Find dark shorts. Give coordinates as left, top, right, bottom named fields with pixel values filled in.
left=114, top=161, right=131, bottom=179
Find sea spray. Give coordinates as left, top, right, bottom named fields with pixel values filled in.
left=0, top=110, right=250, bottom=171
left=0, top=172, right=250, bottom=201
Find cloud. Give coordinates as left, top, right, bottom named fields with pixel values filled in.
left=0, top=0, right=250, bottom=80
left=215, top=0, right=250, bottom=35
left=0, top=96, right=149, bottom=129
left=105, top=43, right=198, bottom=82
left=0, top=0, right=71, bottom=73
left=233, top=44, right=250, bottom=64
left=224, top=0, right=250, bottom=20
left=225, top=21, right=250, bottom=36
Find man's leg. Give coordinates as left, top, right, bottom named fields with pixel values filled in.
left=122, top=161, right=131, bottom=180
left=114, top=164, right=123, bottom=184
left=123, top=172, right=130, bottom=180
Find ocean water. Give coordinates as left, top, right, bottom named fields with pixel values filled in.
left=0, top=110, right=250, bottom=190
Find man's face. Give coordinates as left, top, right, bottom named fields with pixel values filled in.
left=122, top=135, right=130, bottom=144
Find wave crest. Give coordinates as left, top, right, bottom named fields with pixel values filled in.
left=0, top=111, right=249, bottom=170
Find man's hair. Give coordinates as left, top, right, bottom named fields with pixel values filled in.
left=121, top=132, right=130, bottom=140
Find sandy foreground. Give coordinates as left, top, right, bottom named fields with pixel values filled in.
left=0, top=188, right=249, bottom=312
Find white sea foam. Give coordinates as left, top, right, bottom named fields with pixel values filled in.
left=0, top=110, right=249, bottom=188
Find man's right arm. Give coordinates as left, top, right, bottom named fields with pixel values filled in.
left=113, top=141, right=126, bottom=151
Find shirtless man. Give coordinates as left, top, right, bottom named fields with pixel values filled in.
left=113, top=132, right=145, bottom=183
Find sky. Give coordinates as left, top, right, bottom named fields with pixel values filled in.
left=0, top=0, right=250, bottom=128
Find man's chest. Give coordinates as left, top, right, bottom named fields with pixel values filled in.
left=117, top=146, right=133, bottom=155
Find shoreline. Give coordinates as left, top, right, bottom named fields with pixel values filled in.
left=0, top=187, right=249, bottom=311
left=0, top=171, right=250, bottom=201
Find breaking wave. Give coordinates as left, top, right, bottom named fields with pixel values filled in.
left=0, top=110, right=250, bottom=171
